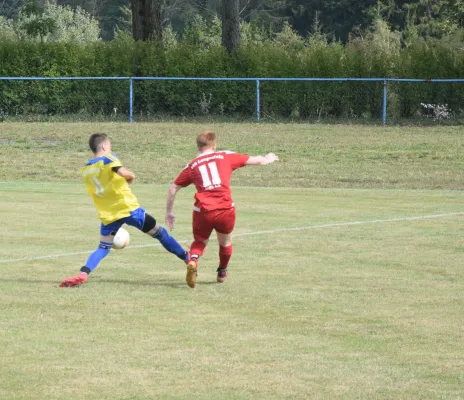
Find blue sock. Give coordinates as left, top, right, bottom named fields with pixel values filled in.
left=84, top=241, right=112, bottom=272
left=153, top=227, right=188, bottom=261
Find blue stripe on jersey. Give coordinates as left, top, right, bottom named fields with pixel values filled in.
left=85, top=155, right=117, bottom=166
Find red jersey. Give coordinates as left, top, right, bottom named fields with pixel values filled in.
left=174, top=150, right=250, bottom=212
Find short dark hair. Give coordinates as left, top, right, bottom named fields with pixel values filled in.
left=89, top=133, right=108, bottom=153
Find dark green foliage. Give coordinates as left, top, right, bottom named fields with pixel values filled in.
left=17, top=0, right=56, bottom=41
left=0, top=32, right=463, bottom=121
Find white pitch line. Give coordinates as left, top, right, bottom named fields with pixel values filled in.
left=0, top=212, right=462, bottom=264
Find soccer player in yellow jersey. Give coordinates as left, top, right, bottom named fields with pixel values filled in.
left=60, top=133, right=189, bottom=287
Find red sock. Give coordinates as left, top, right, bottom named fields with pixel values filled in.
left=190, top=240, right=207, bottom=258
left=219, top=245, right=232, bottom=268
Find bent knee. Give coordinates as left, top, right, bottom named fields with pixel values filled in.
left=146, top=223, right=160, bottom=236
left=142, top=214, right=158, bottom=235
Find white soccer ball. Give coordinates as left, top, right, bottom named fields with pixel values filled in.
left=112, top=227, right=130, bottom=250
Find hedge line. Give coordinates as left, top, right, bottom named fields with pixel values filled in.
left=0, top=37, right=463, bottom=120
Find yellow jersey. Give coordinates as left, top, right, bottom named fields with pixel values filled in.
left=82, top=153, right=140, bottom=225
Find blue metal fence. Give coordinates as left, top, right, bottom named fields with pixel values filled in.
left=1, top=76, right=463, bottom=124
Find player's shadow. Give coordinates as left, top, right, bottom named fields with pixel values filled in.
left=0, top=278, right=62, bottom=285
left=97, top=278, right=184, bottom=288
left=100, top=278, right=217, bottom=288
left=0, top=277, right=217, bottom=288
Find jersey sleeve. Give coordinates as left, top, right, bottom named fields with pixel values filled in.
left=227, top=152, right=250, bottom=170
left=174, top=166, right=192, bottom=187
left=105, top=153, right=123, bottom=168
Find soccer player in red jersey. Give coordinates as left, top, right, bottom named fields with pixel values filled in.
left=165, top=130, right=279, bottom=288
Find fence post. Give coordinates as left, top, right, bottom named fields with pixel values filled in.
left=382, top=79, right=387, bottom=125
left=129, top=78, right=133, bottom=123
left=256, top=79, right=260, bottom=122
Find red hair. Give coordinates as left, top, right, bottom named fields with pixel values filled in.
left=196, top=130, right=217, bottom=150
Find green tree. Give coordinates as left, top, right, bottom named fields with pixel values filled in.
left=19, top=0, right=57, bottom=41
left=368, top=0, right=464, bottom=42
left=2, top=0, right=100, bottom=42
left=284, top=0, right=377, bottom=42
left=403, top=0, right=463, bottom=38
left=0, top=15, right=17, bottom=38
left=99, top=0, right=131, bottom=39
left=183, top=13, right=221, bottom=47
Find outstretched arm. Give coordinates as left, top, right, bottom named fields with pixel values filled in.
left=245, top=152, right=279, bottom=166
left=116, top=167, right=136, bottom=184
left=165, top=183, right=183, bottom=230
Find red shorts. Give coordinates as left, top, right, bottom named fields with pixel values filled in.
left=192, top=208, right=236, bottom=241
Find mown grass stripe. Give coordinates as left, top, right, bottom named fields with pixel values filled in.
left=1, top=211, right=461, bottom=264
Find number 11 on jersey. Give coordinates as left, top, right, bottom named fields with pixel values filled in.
left=91, top=177, right=105, bottom=197
left=199, top=162, right=221, bottom=189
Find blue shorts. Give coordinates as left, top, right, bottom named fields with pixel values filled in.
left=100, top=207, right=146, bottom=236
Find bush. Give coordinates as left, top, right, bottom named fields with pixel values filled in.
left=0, top=18, right=463, bottom=121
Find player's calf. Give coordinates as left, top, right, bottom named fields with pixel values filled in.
left=60, top=241, right=111, bottom=287
left=84, top=241, right=112, bottom=272
left=143, top=214, right=188, bottom=261
left=219, top=245, right=232, bottom=268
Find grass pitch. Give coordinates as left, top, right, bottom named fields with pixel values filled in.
left=0, top=123, right=463, bottom=400
left=0, top=122, right=463, bottom=189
